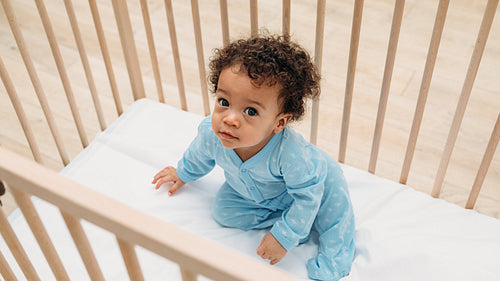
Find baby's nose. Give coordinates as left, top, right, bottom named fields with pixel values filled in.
left=223, top=111, right=240, bottom=127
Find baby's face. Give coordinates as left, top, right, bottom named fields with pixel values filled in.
left=211, top=65, right=291, bottom=161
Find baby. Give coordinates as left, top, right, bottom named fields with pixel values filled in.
left=152, top=34, right=355, bottom=281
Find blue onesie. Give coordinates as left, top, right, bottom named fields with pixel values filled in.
left=177, top=116, right=355, bottom=281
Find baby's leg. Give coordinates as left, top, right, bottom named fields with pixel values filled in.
left=212, top=183, right=282, bottom=230
left=307, top=181, right=355, bottom=281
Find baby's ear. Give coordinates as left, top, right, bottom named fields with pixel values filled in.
left=274, top=113, right=292, bottom=133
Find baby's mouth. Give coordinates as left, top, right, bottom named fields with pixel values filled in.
left=220, top=131, right=237, bottom=140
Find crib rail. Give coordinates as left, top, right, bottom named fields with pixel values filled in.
left=0, top=0, right=499, bottom=222
left=0, top=147, right=295, bottom=281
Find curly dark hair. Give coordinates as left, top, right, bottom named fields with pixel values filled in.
left=208, top=34, right=320, bottom=121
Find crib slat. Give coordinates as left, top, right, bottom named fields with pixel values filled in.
left=339, top=0, right=364, bottom=163
left=140, top=0, right=166, bottom=104
left=88, top=0, right=124, bottom=115
left=0, top=203, right=41, bottom=281
left=400, top=0, right=449, bottom=184
left=309, top=0, right=326, bottom=145
left=117, top=239, right=145, bottom=281
left=1, top=0, right=70, bottom=165
left=431, top=0, right=498, bottom=198
left=63, top=0, right=107, bottom=131
left=0, top=57, right=43, bottom=164
left=282, top=0, right=291, bottom=36
left=34, top=0, right=89, bottom=148
left=164, top=0, right=188, bottom=111
left=180, top=267, right=198, bottom=281
left=250, top=0, right=258, bottom=36
left=368, top=0, right=405, bottom=174
left=191, top=0, right=211, bottom=116
left=219, top=0, right=230, bottom=46
left=112, top=0, right=146, bottom=101
left=61, top=213, right=105, bottom=281
left=0, top=247, right=18, bottom=281
left=466, top=113, right=500, bottom=209
left=9, top=187, right=70, bottom=281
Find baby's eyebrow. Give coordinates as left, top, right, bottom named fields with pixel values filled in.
left=216, top=87, right=227, bottom=94
left=216, top=88, right=231, bottom=97
left=246, top=99, right=266, bottom=110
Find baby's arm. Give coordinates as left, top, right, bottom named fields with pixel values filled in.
left=152, top=166, right=185, bottom=196
left=256, top=233, right=287, bottom=265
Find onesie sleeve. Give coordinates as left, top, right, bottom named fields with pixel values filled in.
left=176, top=117, right=217, bottom=183
left=270, top=143, right=327, bottom=251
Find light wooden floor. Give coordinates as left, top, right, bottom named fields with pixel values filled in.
left=1, top=0, right=499, bottom=218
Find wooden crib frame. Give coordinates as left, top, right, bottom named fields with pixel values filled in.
left=0, top=0, right=499, bottom=280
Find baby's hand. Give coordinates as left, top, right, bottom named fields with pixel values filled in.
left=256, top=233, right=287, bottom=265
left=152, top=166, right=185, bottom=196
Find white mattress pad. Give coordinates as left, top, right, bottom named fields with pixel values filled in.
left=3, top=99, right=500, bottom=281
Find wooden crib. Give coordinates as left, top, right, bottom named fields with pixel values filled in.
left=0, top=0, right=499, bottom=280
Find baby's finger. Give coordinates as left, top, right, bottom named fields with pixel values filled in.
left=152, top=167, right=174, bottom=182
left=256, top=246, right=265, bottom=257
left=270, top=258, right=279, bottom=265
left=154, top=181, right=163, bottom=190
left=154, top=177, right=171, bottom=190
left=168, top=181, right=182, bottom=196
left=152, top=172, right=165, bottom=183
left=258, top=251, right=269, bottom=260
left=152, top=176, right=158, bottom=184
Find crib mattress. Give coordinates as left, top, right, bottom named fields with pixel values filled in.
left=3, top=98, right=500, bottom=281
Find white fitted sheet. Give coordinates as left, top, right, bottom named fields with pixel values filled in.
left=3, top=98, right=500, bottom=281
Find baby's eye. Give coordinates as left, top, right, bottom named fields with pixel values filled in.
left=244, top=107, right=258, bottom=116
left=218, top=98, right=229, bottom=107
